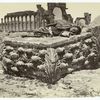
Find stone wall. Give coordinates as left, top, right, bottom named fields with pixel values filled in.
left=1, top=32, right=99, bottom=84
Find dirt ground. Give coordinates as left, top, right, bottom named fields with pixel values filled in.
left=0, top=62, right=100, bottom=98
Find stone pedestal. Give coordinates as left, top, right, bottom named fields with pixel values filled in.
left=2, top=32, right=98, bottom=84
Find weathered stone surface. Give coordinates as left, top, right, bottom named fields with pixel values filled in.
left=1, top=31, right=99, bottom=84
left=3, top=32, right=92, bottom=48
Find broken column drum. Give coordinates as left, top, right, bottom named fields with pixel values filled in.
left=1, top=32, right=99, bottom=84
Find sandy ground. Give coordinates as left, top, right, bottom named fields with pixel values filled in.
left=0, top=62, right=100, bottom=97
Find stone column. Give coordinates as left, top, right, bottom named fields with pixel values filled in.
left=39, top=14, right=42, bottom=28
left=41, top=19, right=47, bottom=27
left=4, top=16, right=6, bottom=32
left=29, top=15, right=32, bottom=31
left=17, top=16, right=20, bottom=31
left=9, top=17, right=11, bottom=31
left=7, top=17, right=9, bottom=32
left=1, top=18, right=3, bottom=31
left=25, top=15, right=27, bottom=31
left=10, top=17, right=13, bottom=32
left=34, top=15, right=36, bottom=29
left=14, top=17, right=16, bottom=32
left=21, top=16, right=23, bottom=31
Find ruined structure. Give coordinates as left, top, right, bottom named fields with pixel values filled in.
left=1, top=3, right=96, bottom=84
left=47, top=3, right=73, bottom=23
left=3, top=11, right=36, bottom=32
left=2, top=32, right=99, bottom=84
left=0, top=3, right=73, bottom=32
left=75, top=13, right=91, bottom=27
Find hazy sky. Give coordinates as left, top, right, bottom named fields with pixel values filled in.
left=0, top=3, right=100, bottom=22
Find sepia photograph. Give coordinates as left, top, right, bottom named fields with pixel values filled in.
left=0, top=1, right=100, bottom=98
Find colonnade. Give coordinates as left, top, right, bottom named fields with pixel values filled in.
left=3, top=14, right=35, bottom=32
left=0, top=12, right=47, bottom=32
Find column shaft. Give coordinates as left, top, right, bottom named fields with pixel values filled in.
left=29, top=15, right=32, bottom=31
left=7, top=17, right=9, bottom=32
left=17, top=16, right=20, bottom=31
left=10, top=17, right=13, bottom=32
left=4, top=18, right=6, bottom=32
left=25, top=15, right=27, bottom=31
left=34, top=15, right=36, bottom=29
left=14, top=17, right=16, bottom=32
left=1, top=18, right=3, bottom=31
left=21, top=16, right=23, bottom=31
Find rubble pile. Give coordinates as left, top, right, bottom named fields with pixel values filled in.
left=26, top=20, right=81, bottom=38
left=1, top=30, right=99, bottom=84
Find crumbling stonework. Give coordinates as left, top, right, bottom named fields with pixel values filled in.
left=0, top=3, right=73, bottom=32
left=1, top=32, right=99, bottom=84
left=47, top=3, right=73, bottom=22
left=75, top=13, right=91, bottom=27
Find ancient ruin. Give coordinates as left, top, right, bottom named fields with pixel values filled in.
left=75, top=13, right=91, bottom=27
left=1, top=3, right=98, bottom=84
left=0, top=3, right=73, bottom=32
left=2, top=31, right=99, bottom=84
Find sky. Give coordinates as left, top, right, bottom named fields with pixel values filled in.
left=0, top=3, right=100, bottom=22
